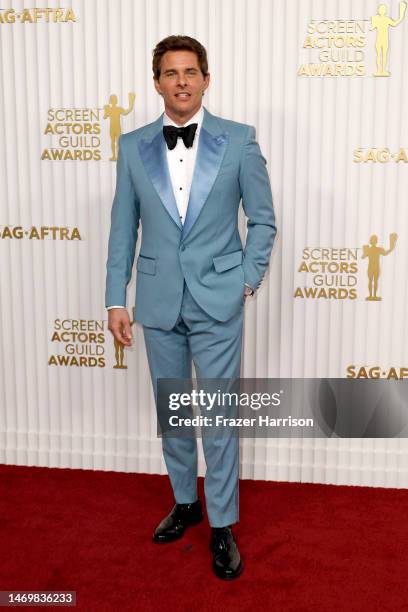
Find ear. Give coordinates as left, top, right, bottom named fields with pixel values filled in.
left=153, top=77, right=162, bottom=96
left=203, top=72, right=210, bottom=93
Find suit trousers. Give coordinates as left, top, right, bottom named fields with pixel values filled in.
left=142, top=280, right=244, bottom=527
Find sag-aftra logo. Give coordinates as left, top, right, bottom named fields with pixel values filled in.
left=0, top=7, right=76, bottom=23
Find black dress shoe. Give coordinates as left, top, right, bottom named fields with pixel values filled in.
left=152, top=499, right=203, bottom=543
left=210, top=526, right=243, bottom=580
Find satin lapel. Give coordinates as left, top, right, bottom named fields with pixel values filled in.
left=182, top=125, right=228, bottom=240
left=138, top=129, right=182, bottom=231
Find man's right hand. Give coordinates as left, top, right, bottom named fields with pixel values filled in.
left=108, top=308, right=133, bottom=347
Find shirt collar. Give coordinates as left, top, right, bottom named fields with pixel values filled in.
left=163, top=105, right=204, bottom=130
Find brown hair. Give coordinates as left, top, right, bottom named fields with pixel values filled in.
left=152, top=35, right=209, bottom=80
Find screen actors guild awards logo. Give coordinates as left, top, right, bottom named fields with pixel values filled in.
left=295, top=234, right=398, bottom=301
left=103, top=93, right=136, bottom=161
left=298, top=2, right=407, bottom=77
left=48, top=319, right=106, bottom=367
left=41, top=92, right=135, bottom=161
left=362, top=233, right=397, bottom=300
left=294, top=247, right=359, bottom=299
left=371, top=2, right=407, bottom=76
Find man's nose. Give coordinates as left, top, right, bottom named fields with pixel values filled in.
left=176, top=74, right=188, bottom=87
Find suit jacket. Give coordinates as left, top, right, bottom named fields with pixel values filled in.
left=105, top=106, right=276, bottom=330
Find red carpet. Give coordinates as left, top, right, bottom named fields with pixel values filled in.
left=0, top=465, right=408, bottom=611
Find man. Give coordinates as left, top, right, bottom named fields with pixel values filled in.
left=105, top=35, right=276, bottom=580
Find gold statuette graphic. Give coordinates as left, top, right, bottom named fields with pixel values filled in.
left=362, top=233, right=397, bottom=301
left=113, top=307, right=136, bottom=369
left=371, top=2, right=407, bottom=76
left=103, top=92, right=135, bottom=161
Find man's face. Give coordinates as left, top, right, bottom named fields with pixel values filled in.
left=154, top=50, right=210, bottom=123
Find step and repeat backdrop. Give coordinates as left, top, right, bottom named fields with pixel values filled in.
left=0, top=0, right=407, bottom=487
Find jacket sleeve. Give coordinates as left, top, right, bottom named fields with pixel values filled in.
left=105, top=135, right=140, bottom=308
left=239, top=125, right=277, bottom=292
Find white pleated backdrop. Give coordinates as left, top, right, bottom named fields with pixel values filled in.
left=1, top=0, right=408, bottom=487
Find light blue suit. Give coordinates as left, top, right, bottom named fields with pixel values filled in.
left=105, top=106, right=276, bottom=526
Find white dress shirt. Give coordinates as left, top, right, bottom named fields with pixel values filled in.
left=163, top=105, right=203, bottom=226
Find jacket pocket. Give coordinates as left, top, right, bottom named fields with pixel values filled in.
left=137, top=254, right=156, bottom=275
left=213, top=250, right=243, bottom=273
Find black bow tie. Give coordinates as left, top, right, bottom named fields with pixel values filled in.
left=163, top=123, right=198, bottom=150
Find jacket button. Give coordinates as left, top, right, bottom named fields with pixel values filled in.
left=180, top=244, right=186, bottom=251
